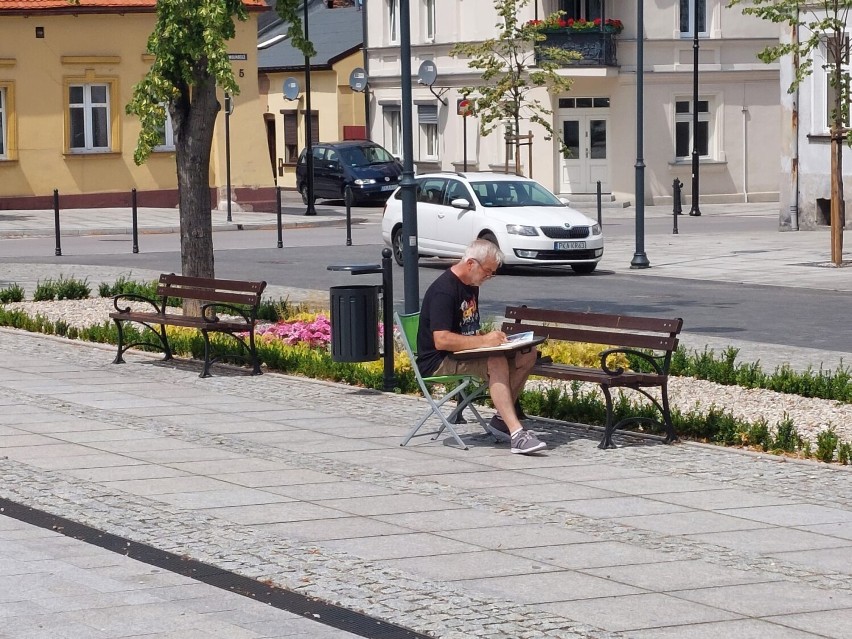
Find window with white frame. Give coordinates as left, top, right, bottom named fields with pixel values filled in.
left=154, top=105, right=175, bottom=151
left=388, top=0, right=400, bottom=44
left=674, top=97, right=712, bottom=159
left=418, top=104, right=439, bottom=160
left=503, top=121, right=516, bottom=163
left=818, top=33, right=851, bottom=133
left=424, top=0, right=436, bottom=41
left=383, top=105, right=402, bottom=156
left=679, top=0, right=707, bottom=37
left=68, top=83, right=111, bottom=152
left=0, top=87, right=6, bottom=159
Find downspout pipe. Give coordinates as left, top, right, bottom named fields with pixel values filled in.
left=790, top=16, right=800, bottom=230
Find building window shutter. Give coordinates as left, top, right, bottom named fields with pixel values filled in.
left=418, top=104, right=438, bottom=125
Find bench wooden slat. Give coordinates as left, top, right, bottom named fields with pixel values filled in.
left=108, top=311, right=250, bottom=332
left=504, top=322, right=679, bottom=352
left=505, top=306, right=682, bottom=333
left=532, top=363, right=665, bottom=387
left=156, top=285, right=262, bottom=306
left=159, top=273, right=266, bottom=294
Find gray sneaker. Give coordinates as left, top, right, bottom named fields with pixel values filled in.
left=486, top=415, right=512, bottom=443
left=510, top=430, right=547, bottom=455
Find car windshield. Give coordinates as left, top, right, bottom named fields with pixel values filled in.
left=470, top=180, right=563, bottom=207
left=339, top=145, right=395, bottom=166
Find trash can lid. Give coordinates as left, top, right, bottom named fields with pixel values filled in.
left=327, top=264, right=382, bottom=275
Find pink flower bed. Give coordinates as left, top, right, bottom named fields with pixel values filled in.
left=257, top=314, right=332, bottom=348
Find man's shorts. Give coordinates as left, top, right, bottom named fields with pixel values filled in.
left=432, top=355, right=490, bottom=380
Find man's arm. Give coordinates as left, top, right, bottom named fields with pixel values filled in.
left=433, top=329, right=507, bottom=352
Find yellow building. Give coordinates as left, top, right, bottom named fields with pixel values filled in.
left=0, top=0, right=274, bottom=210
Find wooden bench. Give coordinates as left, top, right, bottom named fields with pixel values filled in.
left=110, top=273, right=267, bottom=378
left=502, top=306, right=683, bottom=449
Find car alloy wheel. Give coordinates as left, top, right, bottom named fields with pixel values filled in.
left=392, top=227, right=405, bottom=266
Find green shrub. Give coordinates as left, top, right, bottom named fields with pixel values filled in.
left=33, top=275, right=90, bottom=301
left=771, top=415, right=801, bottom=453
left=663, top=346, right=852, bottom=404
left=33, top=279, right=58, bottom=301
left=0, top=283, right=24, bottom=304
left=816, top=427, right=839, bottom=463
left=99, top=276, right=159, bottom=299
left=838, top=441, right=852, bottom=465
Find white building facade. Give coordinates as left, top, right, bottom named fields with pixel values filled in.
left=363, top=0, right=780, bottom=205
left=778, top=16, right=852, bottom=230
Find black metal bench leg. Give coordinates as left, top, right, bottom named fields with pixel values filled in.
left=158, top=324, right=173, bottom=361
left=660, top=383, right=678, bottom=443
left=112, top=320, right=126, bottom=364
left=598, top=385, right=618, bottom=449
left=200, top=329, right=212, bottom=378
left=248, top=330, right=262, bottom=375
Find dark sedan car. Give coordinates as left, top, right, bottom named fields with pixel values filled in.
left=296, top=140, right=403, bottom=205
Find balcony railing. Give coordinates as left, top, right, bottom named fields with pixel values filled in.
left=536, top=30, right=618, bottom=67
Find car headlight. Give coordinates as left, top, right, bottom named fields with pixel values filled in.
left=591, top=223, right=602, bottom=235
left=354, top=178, right=377, bottom=185
left=506, top=224, right=539, bottom=236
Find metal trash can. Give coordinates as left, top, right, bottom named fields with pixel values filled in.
left=329, top=284, right=379, bottom=362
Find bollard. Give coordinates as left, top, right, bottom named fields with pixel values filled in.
left=672, top=178, right=683, bottom=235
left=275, top=186, right=283, bottom=249
left=345, top=190, right=353, bottom=246
left=131, top=188, right=139, bottom=254
left=53, top=189, right=62, bottom=256
left=596, top=180, right=602, bottom=227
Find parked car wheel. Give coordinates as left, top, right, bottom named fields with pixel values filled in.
left=392, top=226, right=406, bottom=266
left=571, top=263, right=598, bottom=274
left=299, top=184, right=314, bottom=205
left=344, top=186, right=356, bottom=207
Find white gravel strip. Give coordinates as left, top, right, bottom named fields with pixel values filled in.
left=5, top=297, right=852, bottom=446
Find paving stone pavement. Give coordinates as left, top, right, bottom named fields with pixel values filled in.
left=2, top=329, right=852, bottom=638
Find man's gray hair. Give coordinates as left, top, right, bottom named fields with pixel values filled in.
left=462, top=239, right=504, bottom=266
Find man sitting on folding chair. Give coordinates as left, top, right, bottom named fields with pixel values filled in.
left=418, top=240, right=546, bottom=455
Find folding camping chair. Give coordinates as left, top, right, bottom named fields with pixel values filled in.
left=395, top=311, right=490, bottom=449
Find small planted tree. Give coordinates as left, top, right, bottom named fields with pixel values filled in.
left=729, top=0, right=850, bottom=265
left=125, top=0, right=311, bottom=281
left=450, top=0, right=580, bottom=171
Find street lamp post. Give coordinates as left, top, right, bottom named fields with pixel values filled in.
left=688, top=17, right=702, bottom=216
left=399, top=0, right=419, bottom=313
left=631, top=0, right=650, bottom=268
left=303, top=0, right=317, bottom=216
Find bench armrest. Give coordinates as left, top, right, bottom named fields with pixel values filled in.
left=112, top=294, right=162, bottom=315
left=201, top=302, right=254, bottom=324
left=599, top=348, right=664, bottom=376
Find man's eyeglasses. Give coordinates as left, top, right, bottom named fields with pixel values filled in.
left=471, top=258, right=497, bottom=278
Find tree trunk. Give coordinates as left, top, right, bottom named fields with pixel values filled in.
left=830, top=131, right=844, bottom=265
left=173, top=67, right=219, bottom=281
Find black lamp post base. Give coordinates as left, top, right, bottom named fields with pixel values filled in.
left=304, top=205, right=317, bottom=216
left=630, top=253, right=651, bottom=269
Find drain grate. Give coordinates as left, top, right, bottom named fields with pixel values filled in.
left=0, top=497, right=431, bottom=639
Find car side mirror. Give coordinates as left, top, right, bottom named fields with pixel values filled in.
left=558, top=197, right=570, bottom=206
left=327, top=160, right=341, bottom=171
left=450, top=198, right=472, bottom=210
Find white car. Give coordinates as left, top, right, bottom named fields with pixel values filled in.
left=381, top=172, right=604, bottom=273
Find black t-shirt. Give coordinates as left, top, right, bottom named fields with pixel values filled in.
left=417, top=269, right=480, bottom=376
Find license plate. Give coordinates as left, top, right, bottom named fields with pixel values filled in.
left=555, top=241, right=586, bottom=250
left=381, top=185, right=396, bottom=191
